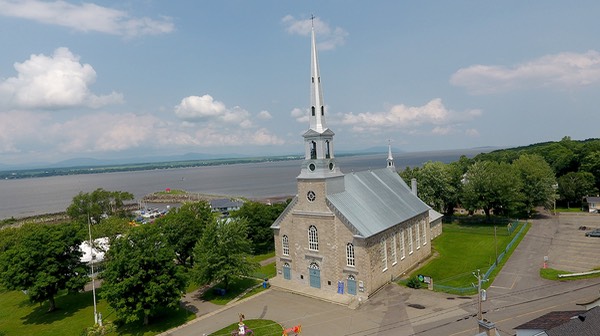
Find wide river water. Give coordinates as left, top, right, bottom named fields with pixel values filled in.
left=0, top=149, right=484, bottom=219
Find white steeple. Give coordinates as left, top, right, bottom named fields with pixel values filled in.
left=310, top=20, right=327, bottom=132
left=387, top=140, right=395, bottom=170
left=298, top=17, right=343, bottom=182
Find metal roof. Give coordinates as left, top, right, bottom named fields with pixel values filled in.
left=327, top=168, right=430, bottom=238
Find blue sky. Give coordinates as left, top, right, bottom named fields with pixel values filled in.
left=1, top=1, right=599, bottom=165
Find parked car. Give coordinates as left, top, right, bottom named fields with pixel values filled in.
left=585, top=229, right=600, bottom=237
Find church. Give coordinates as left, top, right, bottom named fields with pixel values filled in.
left=270, top=23, right=440, bottom=304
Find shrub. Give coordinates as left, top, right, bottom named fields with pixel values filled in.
left=407, top=276, right=422, bottom=289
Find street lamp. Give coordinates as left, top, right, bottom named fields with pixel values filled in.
left=87, top=213, right=101, bottom=326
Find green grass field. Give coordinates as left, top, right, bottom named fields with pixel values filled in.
left=0, top=286, right=195, bottom=336
left=408, top=221, right=528, bottom=293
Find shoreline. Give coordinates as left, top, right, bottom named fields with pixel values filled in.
left=0, top=192, right=294, bottom=227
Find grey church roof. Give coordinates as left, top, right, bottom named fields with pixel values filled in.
left=327, top=168, right=430, bottom=238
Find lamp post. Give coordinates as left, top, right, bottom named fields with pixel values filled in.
left=87, top=213, right=101, bottom=326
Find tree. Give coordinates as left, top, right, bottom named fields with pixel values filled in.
left=580, top=151, right=600, bottom=189
left=461, top=161, right=523, bottom=220
left=66, top=188, right=134, bottom=224
left=192, top=217, right=259, bottom=289
left=409, top=161, right=458, bottom=215
left=154, top=201, right=214, bottom=267
left=0, top=223, right=88, bottom=312
left=101, top=224, right=186, bottom=325
left=230, top=200, right=290, bottom=254
left=557, top=171, right=597, bottom=208
left=512, top=154, right=557, bottom=214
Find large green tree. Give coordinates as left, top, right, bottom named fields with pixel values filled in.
left=0, top=223, right=88, bottom=312
left=557, top=171, right=598, bottom=208
left=580, top=151, right=600, bottom=189
left=230, top=200, right=290, bottom=254
left=192, top=217, right=259, bottom=289
left=461, top=161, right=523, bottom=219
left=512, top=154, right=557, bottom=214
left=154, top=201, right=214, bottom=267
left=66, top=188, right=134, bottom=224
left=404, top=161, right=458, bottom=215
left=101, top=224, right=186, bottom=325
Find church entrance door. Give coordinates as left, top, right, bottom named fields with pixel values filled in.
left=347, top=275, right=357, bottom=295
left=283, top=262, right=291, bottom=280
left=309, top=262, right=321, bottom=289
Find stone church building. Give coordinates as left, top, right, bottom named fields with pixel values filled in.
left=271, top=24, right=439, bottom=303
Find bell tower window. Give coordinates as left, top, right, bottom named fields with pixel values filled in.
left=310, top=141, right=317, bottom=159
left=325, top=140, right=331, bottom=159
left=311, top=106, right=315, bottom=116
left=321, top=106, right=324, bottom=116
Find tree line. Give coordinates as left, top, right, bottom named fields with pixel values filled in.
left=401, top=136, right=600, bottom=219
left=0, top=188, right=289, bottom=327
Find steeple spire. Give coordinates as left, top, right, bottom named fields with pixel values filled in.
left=310, top=20, right=327, bottom=132
left=298, top=18, right=342, bottom=181
left=387, top=140, right=395, bottom=170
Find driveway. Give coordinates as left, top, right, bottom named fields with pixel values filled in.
left=164, top=210, right=600, bottom=336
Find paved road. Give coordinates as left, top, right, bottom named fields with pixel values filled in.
left=165, top=211, right=600, bottom=335
left=414, top=211, right=600, bottom=335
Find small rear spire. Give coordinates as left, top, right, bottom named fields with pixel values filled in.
left=387, top=140, right=395, bottom=169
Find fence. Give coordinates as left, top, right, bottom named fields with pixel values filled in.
left=430, top=220, right=528, bottom=294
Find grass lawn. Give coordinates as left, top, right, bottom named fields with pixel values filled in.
left=201, top=277, right=261, bottom=305
left=407, top=221, right=529, bottom=293
left=540, top=268, right=600, bottom=281
left=0, top=287, right=194, bottom=336
left=209, top=319, right=283, bottom=336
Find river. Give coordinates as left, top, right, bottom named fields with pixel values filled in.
left=0, top=149, right=485, bottom=219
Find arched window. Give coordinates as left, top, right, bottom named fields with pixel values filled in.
left=321, top=106, right=324, bottom=116
left=308, top=225, right=318, bottom=251
left=346, top=243, right=355, bottom=267
left=325, top=140, right=331, bottom=159
left=310, top=141, right=317, bottom=159
left=282, top=235, right=289, bottom=256
left=311, top=106, right=315, bottom=116
left=381, top=237, right=388, bottom=271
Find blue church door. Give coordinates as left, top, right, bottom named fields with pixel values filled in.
left=283, top=263, right=291, bottom=280
left=309, top=263, right=320, bottom=289
left=347, top=275, right=357, bottom=295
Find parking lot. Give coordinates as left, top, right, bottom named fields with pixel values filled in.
left=546, top=212, right=600, bottom=272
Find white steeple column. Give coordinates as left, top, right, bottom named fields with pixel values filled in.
left=387, top=140, right=395, bottom=170
left=298, top=19, right=343, bottom=182
left=310, top=24, right=327, bottom=133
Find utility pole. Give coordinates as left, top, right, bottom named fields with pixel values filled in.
left=87, top=213, right=101, bottom=326
left=473, top=269, right=488, bottom=320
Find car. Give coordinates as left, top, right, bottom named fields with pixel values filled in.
left=585, top=229, right=600, bottom=237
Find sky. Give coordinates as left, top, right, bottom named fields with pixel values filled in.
left=1, top=1, right=600, bottom=166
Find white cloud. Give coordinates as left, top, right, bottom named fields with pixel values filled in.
left=281, top=15, right=348, bottom=50
left=290, top=107, right=309, bottom=123
left=174, top=95, right=253, bottom=128
left=0, top=110, right=49, bottom=153
left=257, top=110, right=272, bottom=120
left=451, top=50, right=600, bottom=94
left=340, top=98, right=481, bottom=135
left=0, top=47, right=123, bottom=109
left=173, top=94, right=284, bottom=147
left=0, top=0, right=174, bottom=37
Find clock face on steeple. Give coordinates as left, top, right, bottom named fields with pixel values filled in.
left=307, top=190, right=316, bottom=202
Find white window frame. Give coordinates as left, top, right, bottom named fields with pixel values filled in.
left=416, top=222, right=421, bottom=249
left=381, top=237, right=388, bottom=272
left=346, top=243, right=355, bottom=267
left=408, top=226, right=413, bottom=255
left=391, top=234, right=397, bottom=265
left=282, top=235, right=289, bottom=256
left=308, top=225, right=319, bottom=251
left=400, top=230, right=405, bottom=260
left=422, top=221, right=428, bottom=246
